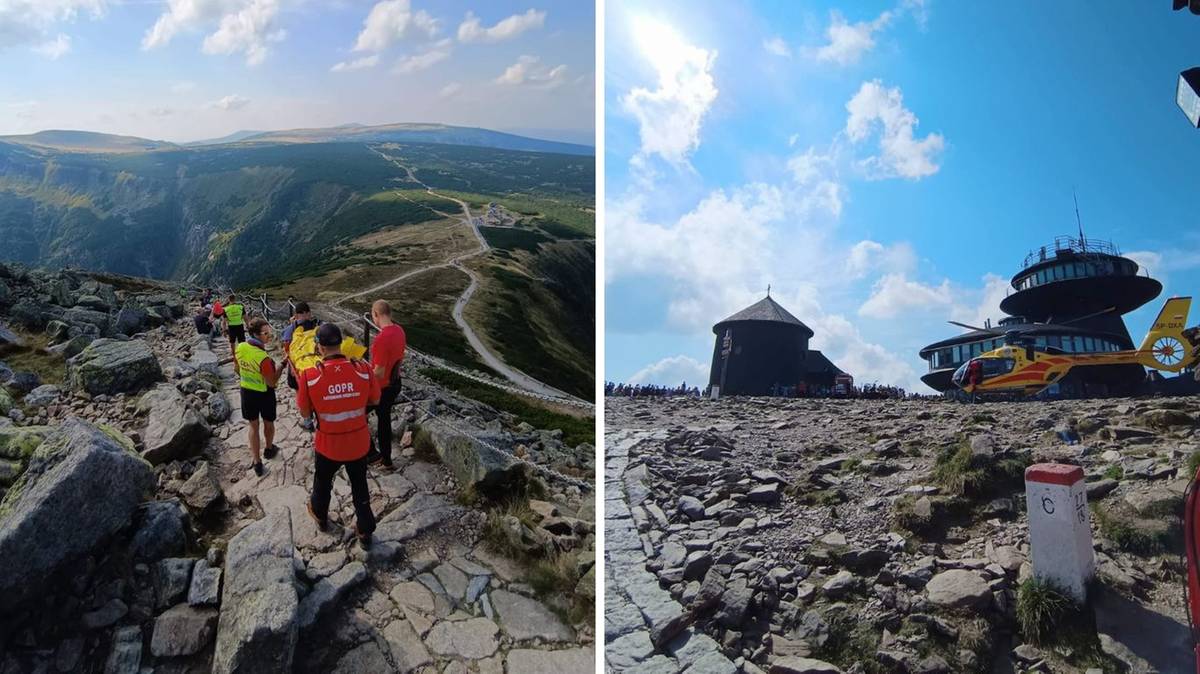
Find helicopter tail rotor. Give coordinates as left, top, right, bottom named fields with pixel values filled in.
left=1136, top=296, right=1196, bottom=372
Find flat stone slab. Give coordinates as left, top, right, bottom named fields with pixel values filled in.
left=375, top=492, right=458, bottom=544
left=258, top=484, right=342, bottom=551
left=490, top=589, right=574, bottom=642
left=426, top=617, right=500, bottom=659
left=298, top=561, right=367, bottom=630
left=390, top=579, right=436, bottom=613
left=212, top=509, right=298, bottom=674
left=384, top=619, right=433, bottom=671
left=506, top=647, right=595, bottom=673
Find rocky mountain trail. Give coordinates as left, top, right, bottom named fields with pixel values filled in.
left=0, top=265, right=595, bottom=673
left=605, top=395, right=1200, bottom=674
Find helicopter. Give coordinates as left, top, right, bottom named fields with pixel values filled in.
left=948, top=296, right=1199, bottom=397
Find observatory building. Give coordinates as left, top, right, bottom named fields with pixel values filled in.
left=708, top=295, right=847, bottom=396
left=919, top=235, right=1161, bottom=396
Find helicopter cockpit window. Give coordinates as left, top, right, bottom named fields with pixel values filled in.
left=952, top=357, right=1016, bottom=387
left=980, top=358, right=1015, bottom=378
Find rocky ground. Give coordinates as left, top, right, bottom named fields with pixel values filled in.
left=604, top=395, right=1200, bottom=674
left=0, top=263, right=595, bottom=673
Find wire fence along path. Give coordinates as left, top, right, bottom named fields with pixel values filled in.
left=217, top=288, right=594, bottom=492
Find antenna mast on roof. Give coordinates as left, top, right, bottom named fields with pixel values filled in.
left=1074, top=189, right=1086, bottom=252
left=767, top=284, right=771, bottom=298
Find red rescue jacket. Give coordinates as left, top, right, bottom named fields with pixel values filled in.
left=297, top=355, right=380, bottom=461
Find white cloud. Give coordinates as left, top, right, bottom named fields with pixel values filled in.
left=494, top=55, right=567, bottom=87
left=352, top=0, right=437, bottom=53
left=810, top=9, right=892, bottom=66
left=31, top=33, right=70, bottom=58
left=1126, top=250, right=1164, bottom=277
left=210, top=94, right=249, bottom=110
left=810, top=313, right=921, bottom=390
left=762, top=35, right=790, bottom=58
left=170, top=80, right=198, bottom=94
left=859, top=273, right=953, bottom=319
left=845, top=79, right=944, bottom=180
left=0, top=0, right=103, bottom=52
left=143, top=0, right=285, bottom=66
left=621, top=16, right=718, bottom=168
left=846, top=240, right=917, bottom=278
left=903, top=0, right=930, bottom=30
left=949, top=273, right=1011, bottom=330
left=394, top=40, right=450, bottom=73
left=331, top=54, right=380, bottom=72
left=457, top=9, right=545, bottom=43
left=148, top=106, right=174, bottom=117
left=627, top=355, right=709, bottom=386
left=439, top=82, right=462, bottom=98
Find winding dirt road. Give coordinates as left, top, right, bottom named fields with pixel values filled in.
left=333, top=148, right=583, bottom=404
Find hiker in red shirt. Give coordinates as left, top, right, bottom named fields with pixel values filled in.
left=366, top=299, right=406, bottom=471
left=297, top=323, right=380, bottom=548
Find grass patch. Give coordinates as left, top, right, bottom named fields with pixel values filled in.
left=421, top=367, right=593, bottom=448
left=411, top=425, right=439, bottom=463
left=932, top=438, right=1030, bottom=499
left=1017, top=579, right=1072, bottom=644
left=812, top=610, right=883, bottom=673
left=0, top=332, right=66, bottom=386
left=1091, top=502, right=1178, bottom=555
left=1015, top=579, right=1124, bottom=672
left=1186, top=451, right=1200, bottom=479
left=893, top=494, right=935, bottom=534
left=1102, top=464, right=1124, bottom=481
left=479, top=226, right=551, bottom=252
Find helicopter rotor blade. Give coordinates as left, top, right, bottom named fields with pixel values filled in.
left=1058, top=306, right=1116, bottom=327
left=948, top=320, right=1005, bottom=336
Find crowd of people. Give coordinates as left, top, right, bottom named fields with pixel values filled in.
left=604, top=380, right=922, bottom=400
left=190, top=289, right=407, bottom=550
left=604, top=382, right=701, bottom=398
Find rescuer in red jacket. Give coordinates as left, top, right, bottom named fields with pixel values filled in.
left=297, top=323, right=380, bottom=548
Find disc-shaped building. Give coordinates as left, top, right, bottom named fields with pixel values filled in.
left=919, top=235, right=1161, bottom=396
left=707, top=295, right=847, bottom=396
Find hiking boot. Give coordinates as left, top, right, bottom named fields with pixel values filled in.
left=263, top=444, right=280, bottom=459
left=355, top=526, right=372, bottom=550
left=306, top=502, right=328, bottom=532
left=366, top=449, right=382, bottom=465
left=375, top=459, right=396, bottom=473
left=252, top=461, right=264, bottom=477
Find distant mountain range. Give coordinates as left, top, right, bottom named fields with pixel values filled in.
left=1, top=122, right=593, bottom=156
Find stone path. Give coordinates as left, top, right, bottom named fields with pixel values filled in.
left=200, top=332, right=593, bottom=672
left=605, top=429, right=737, bottom=673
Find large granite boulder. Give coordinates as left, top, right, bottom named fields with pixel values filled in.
left=212, top=509, right=299, bottom=674
left=68, top=338, right=162, bottom=395
left=138, top=384, right=209, bottom=465
left=62, top=307, right=111, bottom=335
left=9, top=300, right=47, bottom=330
left=429, top=425, right=531, bottom=500
left=114, top=307, right=149, bottom=337
left=0, top=418, right=154, bottom=613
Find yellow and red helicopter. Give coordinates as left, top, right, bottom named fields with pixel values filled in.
left=949, top=296, right=1199, bottom=397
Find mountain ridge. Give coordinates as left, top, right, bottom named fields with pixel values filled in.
left=2, top=122, right=592, bottom=156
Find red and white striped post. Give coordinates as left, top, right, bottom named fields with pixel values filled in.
left=1024, top=463, right=1095, bottom=603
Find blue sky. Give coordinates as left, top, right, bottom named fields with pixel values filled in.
left=0, top=0, right=594, bottom=144
left=605, top=0, right=1200, bottom=392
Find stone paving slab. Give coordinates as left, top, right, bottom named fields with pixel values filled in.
left=603, top=430, right=735, bottom=673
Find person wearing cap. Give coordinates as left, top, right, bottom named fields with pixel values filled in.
left=297, top=323, right=379, bottom=548
left=365, top=299, right=406, bottom=471
left=237, top=318, right=281, bottom=477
